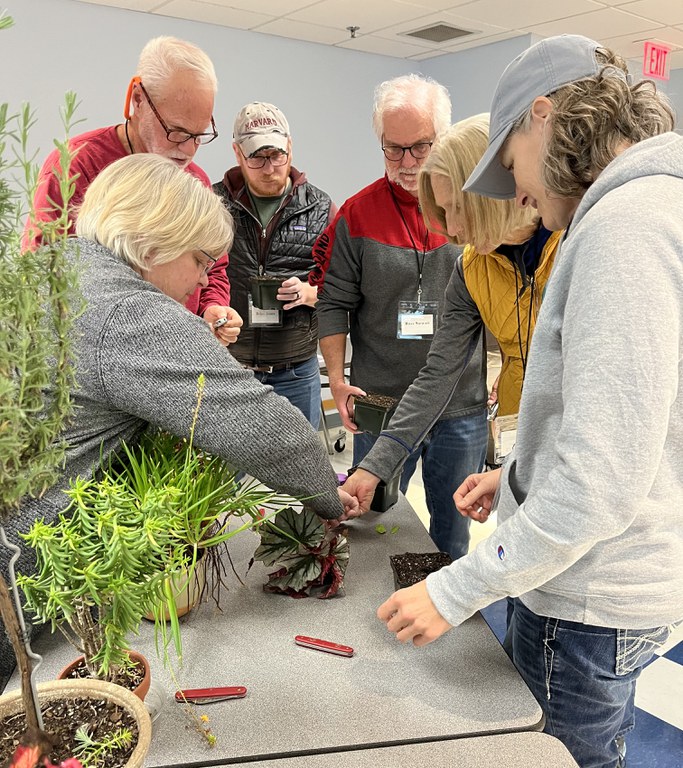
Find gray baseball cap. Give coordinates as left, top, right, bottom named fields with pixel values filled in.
left=233, top=102, right=290, bottom=156
left=464, top=34, right=610, bottom=199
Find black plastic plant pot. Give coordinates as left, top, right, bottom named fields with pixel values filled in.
left=371, top=474, right=400, bottom=512
left=353, top=393, right=398, bottom=435
left=389, top=552, right=453, bottom=591
left=250, top=275, right=283, bottom=310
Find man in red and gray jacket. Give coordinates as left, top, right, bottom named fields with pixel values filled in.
left=313, top=75, right=488, bottom=560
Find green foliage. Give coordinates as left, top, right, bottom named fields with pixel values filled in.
left=73, top=724, right=133, bottom=768
left=0, top=73, right=82, bottom=522
left=253, top=507, right=349, bottom=598
left=19, top=379, right=296, bottom=681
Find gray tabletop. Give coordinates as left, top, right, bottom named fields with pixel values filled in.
left=228, top=732, right=579, bottom=767
left=18, top=497, right=543, bottom=766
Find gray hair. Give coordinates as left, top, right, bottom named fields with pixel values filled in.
left=137, top=36, right=218, bottom=98
left=372, top=73, right=451, bottom=140
left=76, top=154, right=233, bottom=269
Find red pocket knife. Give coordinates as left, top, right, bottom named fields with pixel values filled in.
left=175, top=686, right=247, bottom=704
left=295, top=635, right=354, bottom=657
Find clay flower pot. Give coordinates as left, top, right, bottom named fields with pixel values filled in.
left=353, top=393, right=398, bottom=435
left=250, top=275, right=283, bottom=310
left=0, top=678, right=152, bottom=768
left=57, top=650, right=151, bottom=702
left=389, top=552, right=453, bottom=590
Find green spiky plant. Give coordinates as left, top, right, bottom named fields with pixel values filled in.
left=0, top=8, right=82, bottom=751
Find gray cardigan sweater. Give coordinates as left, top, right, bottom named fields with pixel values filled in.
left=427, top=133, right=683, bottom=630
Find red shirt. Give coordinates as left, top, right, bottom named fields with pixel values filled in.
left=24, top=125, right=229, bottom=314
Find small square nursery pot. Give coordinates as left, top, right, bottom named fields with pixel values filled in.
left=347, top=466, right=400, bottom=513
left=353, top=392, right=398, bottom=435
left=389, top=551, right=452, bottom=591
left=250, top=275, right=283, bottom=310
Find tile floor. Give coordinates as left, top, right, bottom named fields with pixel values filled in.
left=322, top=421, right=683, bottom=768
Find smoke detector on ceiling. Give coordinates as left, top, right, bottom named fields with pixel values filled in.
left=404, top=23, right=475, bottom=44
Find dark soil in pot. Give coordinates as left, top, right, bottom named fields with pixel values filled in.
left=353, top=393, right=398, bottom=435
left=0, top=697, right=138, bottom=767
left=390, top=552, right=453, bottom=590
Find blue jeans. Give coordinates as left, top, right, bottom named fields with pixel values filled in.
left=353, top=411, right=487, bottom=559
left=253, top=356, right=321, bottom=429
left=507, top=597, right=676, bottom=768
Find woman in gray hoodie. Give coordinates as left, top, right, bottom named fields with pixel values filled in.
left=377, top=35, right=683, bottom=768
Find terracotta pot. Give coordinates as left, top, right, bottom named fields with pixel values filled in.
left=145, top=553, right=207, bottom=622
left=57, top=649, right=151, bottom=702
left=0, top=678, right=151, bottom=768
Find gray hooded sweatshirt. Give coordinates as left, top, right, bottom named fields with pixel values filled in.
left=427, top=133, right=683, bottom=630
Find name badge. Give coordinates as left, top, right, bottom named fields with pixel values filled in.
left=397, top=300, right=438, bottom=340
left=248, top=295, right=282, bottom=327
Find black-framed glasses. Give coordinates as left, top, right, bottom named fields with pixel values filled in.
left=239, top=147, right=289, bottom=170
left=198, top=250, right=217, bottom=276
left=381, top=141, right=433, bottom=162
left=138, top=81, right=218, bottom=145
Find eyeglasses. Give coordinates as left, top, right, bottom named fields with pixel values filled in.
left=198, top=250, right=217, bottom=276
left=138, top=81, right=218, bottom=145
left=239, top=147, right=289, bottom=169
left=381, top=141, right=433, bottom=162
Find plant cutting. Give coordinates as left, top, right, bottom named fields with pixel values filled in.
left=251, top=506, right=350, bottom=598
left=352, top=393, right=398, bottom=435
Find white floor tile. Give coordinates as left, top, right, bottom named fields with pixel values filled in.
left=635, top=656, right=683, bottom=730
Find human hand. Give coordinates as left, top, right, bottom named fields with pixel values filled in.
left=337, top=488, right=360, bottom=519
left=487, top=374, right=500, bottom=407
left=203, top=305, right=243, bottom=346
left=377, top=580, right=453, bottom=646
left=330, top=381, right=366, bottom=433
left=453, top=468, right=501, bottom=523
left=279, top=276, right=318, bottom=310
left=340, top=468, right=380, bottom=518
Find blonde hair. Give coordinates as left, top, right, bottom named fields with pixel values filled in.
left=76, top=154, right=233, bottom=268
left=138, top=36, right=218, bottom=98
left=512, top=47, right=675, bottom=197
left=419, top=114, right=536, bottom=253
left=372, top=73, right=451, bottom=141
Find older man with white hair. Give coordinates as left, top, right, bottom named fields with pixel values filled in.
left=25, top=35, right=240, bottom=343
left=314, top=74, right=488, bottom=560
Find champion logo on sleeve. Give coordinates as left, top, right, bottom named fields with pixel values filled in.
left=497, top=545, right=506, bottom=560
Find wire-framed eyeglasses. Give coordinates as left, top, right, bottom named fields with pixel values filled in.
left=381, top=141, right=433, bottom=162
left=198, top=250, right=217, bottom=276
left=239, top=147, right=289, bottom=170
left=139, top=81, right=218, bottom=146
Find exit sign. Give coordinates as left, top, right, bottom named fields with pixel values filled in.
left=643, top=41, right=671, bottom=81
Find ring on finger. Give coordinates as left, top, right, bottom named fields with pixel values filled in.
left=476, top=505, right=484, bottom=515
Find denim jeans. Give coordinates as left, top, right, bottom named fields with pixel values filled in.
left=507, top=597, right=676, bottom=768
left=253, top=355, right=321, bottom=429
left=353, top=411, right=487, bottom=559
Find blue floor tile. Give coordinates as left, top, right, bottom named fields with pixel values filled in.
left=663, top=640, right=683, bottom=665
left=627, top=708, right=683, bottom=768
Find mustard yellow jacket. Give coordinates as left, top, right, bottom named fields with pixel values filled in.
left=462, top=231, right=562, bottom=416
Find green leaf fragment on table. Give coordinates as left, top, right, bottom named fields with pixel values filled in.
left=390, top=526, right=400, bottom=534
left=375, top=524, right=386, bottom=534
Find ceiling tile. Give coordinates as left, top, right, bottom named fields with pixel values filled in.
left=442, top=30, right=528, bottom=53
left=603, top=27, right=683, bottom=59
left=189, top=0, right=322, bottom=13
left=399, top=0, right=475, bottom=10
left=254, top=18, right=348, bottom=45
left=288, top=0, right=434, bottom=34
left=622, top=0, right=683, bottom=27
left=75, top=0, right=163, bottom=10
left=152, top=0, right=274, bottom=29
left=527, top=7, right=664, bottom=40
left=451, top=0, right=603, bottom=30
left=336, top=33, right=433, bottom=57
left=593, top=0, right=640, bottom=6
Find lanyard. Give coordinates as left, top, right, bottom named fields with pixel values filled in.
left=388, top=180, right=429, bottom=302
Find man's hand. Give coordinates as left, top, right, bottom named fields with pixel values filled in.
left=279, top=276, right=318, bottom=310
left=454, top=468, right=501, bottom=523
left=330, top=380, right=366, bottom=433
left=377, top=580, right=453, bottom=646
left=203, top=305, right=243, bottom=346
left=340, top=468, right=380, bottom=518
left=337, top=488, right=360, bottom=519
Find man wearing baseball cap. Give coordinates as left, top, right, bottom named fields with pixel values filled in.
left=377, top=35, right=683, bottom=768
left=212, top=103, right=335, bottom=426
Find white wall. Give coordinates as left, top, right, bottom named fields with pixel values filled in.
left=3, top=0, right=680, bottom=205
